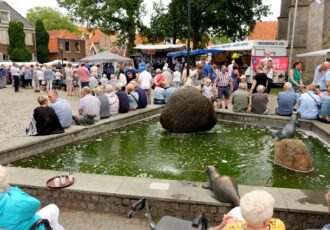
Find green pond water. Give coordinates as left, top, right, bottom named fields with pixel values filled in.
left=12, top=118, right=330, bottom=190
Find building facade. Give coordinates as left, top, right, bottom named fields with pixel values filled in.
left=278, top=0, right=330, bottom=81
left=0, top=0, right=36, bottom=61
left=48, top=30, right=86, bottom=62
left=80, top=27, right=126, bottom=57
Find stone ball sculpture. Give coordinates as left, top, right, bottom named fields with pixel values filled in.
left=274, top=139, right=314, bottom=172
left=160, top=86, right=217, bottom=133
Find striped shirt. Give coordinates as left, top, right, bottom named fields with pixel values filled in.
left=79, top=94, right=101, bottom=121
left=215, top=72, right=232, bottom=87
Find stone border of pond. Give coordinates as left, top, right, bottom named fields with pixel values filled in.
left=1, top=108, right=330, bottom=229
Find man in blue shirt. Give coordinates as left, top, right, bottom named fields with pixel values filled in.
left=276, top=82, right=297, bottom=116
left=48, top=90, right=73, bottom=128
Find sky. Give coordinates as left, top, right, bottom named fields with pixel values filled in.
left=6, top=0, right=281, bottom=23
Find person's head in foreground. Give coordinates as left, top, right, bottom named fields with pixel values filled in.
left=82, top=86, right=91, bottom=96
left=240, top=190, right=275, bottom=228
left=38, top=95, right=49, bottom=106
left=283, top=82, right=292, bottom=92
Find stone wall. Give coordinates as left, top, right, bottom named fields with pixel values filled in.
left=20, top=186, right=329, bottom=230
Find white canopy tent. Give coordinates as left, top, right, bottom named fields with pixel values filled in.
left=296, top=49, right=330, bottom=57
left=43, top=60, right=76, bottom=66
left=79, top=51, right=132, bottom=63
left=133, top=44, right=186, bottom=53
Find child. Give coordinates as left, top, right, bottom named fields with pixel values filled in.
left=202, top=78, right=214, bottom=101
left=72, top=71, right=80, bottom=96
left=89, top=72, right=99, bottom=95
left=173, top=66, right=181, bottom=88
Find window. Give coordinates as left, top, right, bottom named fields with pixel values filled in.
left=25, top=33, right=33, bottom=46
left=74, top=42, right=80, bottom=52
left=65, top=41, right=70, bottom=52
left=0, top=30, right=9, bottom=44
left=0, top=11, right=9, bottom=24
left=71, top=58, right=76, bottom=62
left=3, top=53, right=9, bottom=61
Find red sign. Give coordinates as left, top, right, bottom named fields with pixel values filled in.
left=251, top=56, right=288, bottom=71
left=147, top=49, right=156, bottom=55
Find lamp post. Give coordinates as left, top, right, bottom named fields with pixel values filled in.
left=186, top=0, right=191, bottom=76
left=59, top=41, right=64, bottom=67
left=288, top=0, right=298, bottom=72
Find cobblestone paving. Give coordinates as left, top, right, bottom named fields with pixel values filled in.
left=60, top=209, right=148, bottom=230
left=0, top=85, right=278, bottom=143
left=0, top=86, right=81, bottom=142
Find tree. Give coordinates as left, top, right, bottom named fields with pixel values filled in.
left=148, top=0, right=270, bottom=49
left=35, top=20, right=49, bottom=63
left=57, top=0, right=144, bottom=56
left=27, top=7, right=80, bottom=34
left=7, top=21, right=32, bottom=62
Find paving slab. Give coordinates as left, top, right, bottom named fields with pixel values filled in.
left=279, top=188, right=328, bottom=214
left=60, top=208, right=148, bottom=230
left=115, top=177, right=200, bottom=202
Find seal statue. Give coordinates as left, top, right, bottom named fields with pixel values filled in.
left=272, top=112, right=299, bottom=140
left=202, top=166, right=240, bottom=206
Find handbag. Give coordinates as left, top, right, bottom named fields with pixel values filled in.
left=26, top=118, right=38, bottom=136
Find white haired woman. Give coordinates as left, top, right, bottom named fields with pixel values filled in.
left=223, top=190, right=285, bottom=230
left=105, top=84, right=119, bottom=115
left=248, top=85, right=269, bottom=115
left=0, top=165, right=64, bottom=230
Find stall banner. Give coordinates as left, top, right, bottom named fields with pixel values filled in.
left=251, top=56, right=288, bottom=71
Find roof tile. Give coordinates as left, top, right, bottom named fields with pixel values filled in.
left=248, top=21, right=278, bottom=40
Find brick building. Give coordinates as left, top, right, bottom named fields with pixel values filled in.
left=0, top=0, right=36, bottom=61
left=80, top=27, right=126, bottom=57
left=48, top=30, right=86, bottom=62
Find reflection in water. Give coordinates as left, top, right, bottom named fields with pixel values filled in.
left=12, top=118, right=330, bottom=190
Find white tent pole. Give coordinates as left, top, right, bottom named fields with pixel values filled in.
left=289, top=0, right=299, bottom=71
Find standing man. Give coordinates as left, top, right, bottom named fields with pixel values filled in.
left=213, top=65, right=233, bottom=109
left=138, top=66, right=153, bottom=104
left=77, top=63, right=90, bottom=88
left=265, top=60, right=274, bottom=94
left=313, top=62, right=329, bottom=91
left=48, top=90, right=73, bottom=128
left=11, top=63, right=20, bottom=92
left=162, top=67, right=173, bottom=87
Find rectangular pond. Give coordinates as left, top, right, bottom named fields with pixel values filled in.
left=12, top=118, right=329, bottom=190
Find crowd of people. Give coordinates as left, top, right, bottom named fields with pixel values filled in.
left=1, top=56, right=330, bottom=136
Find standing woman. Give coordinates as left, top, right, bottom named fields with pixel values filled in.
left=65, top=63, right=74, bottom=96
left=231, top=64, right=240, bottom=92
left=288, top=61, right=304, bottom=93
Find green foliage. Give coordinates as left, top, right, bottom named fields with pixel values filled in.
left=27, top=7, right=80, bottom=34
left=146, top=0, right=270, bottom=49
left=7, top=21, right=32, bottom=62
left=35, top=20, right=49, bottom=63
left=57, top=0, right=144, bottom=55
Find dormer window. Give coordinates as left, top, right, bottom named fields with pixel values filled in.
left=0, top=11, right=10, bottom=24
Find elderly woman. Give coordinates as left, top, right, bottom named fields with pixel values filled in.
left=105, top=84, right=119, bottom=115
left=318, top=86, right=330, bottom=123
left=95, top=86, right=110, bottom=119
left=0, top=165, right=64, bottom=230
left=212, top=190, right=285, bottom=230
left=126, top=83, right=139, bottom=110
left=298, top=84, right=321, bottom=120
left=248, top=85, right=269, bottom=115
left=33, top=95, right=64, bottom=135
